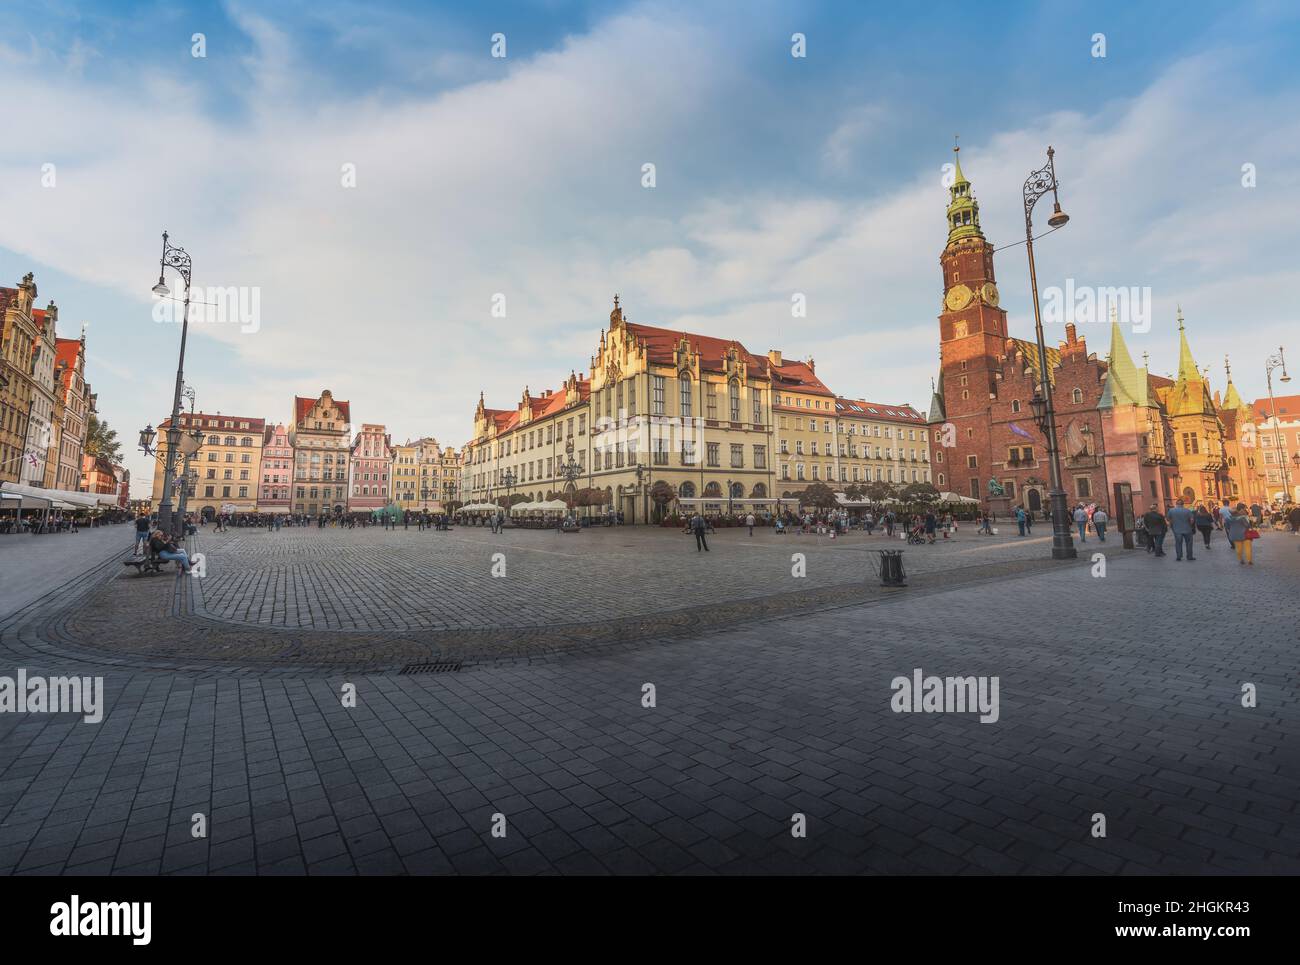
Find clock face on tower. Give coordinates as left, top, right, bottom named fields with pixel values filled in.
left=981, top=282, right=999, bottom=307
left=944, top=284, right=973, bottom=311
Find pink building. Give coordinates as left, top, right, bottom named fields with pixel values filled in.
left=349, top=423, right=393, bottom=512
left=260, top=422, right=293, bottom=513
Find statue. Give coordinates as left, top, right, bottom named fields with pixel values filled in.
left=988, top=479, right=1005, bottom=497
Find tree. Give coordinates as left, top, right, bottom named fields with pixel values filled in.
left=800, top=482, right=838, bottom=510
left=85, top=413, right=122, bottom=462
left=899, top=482, right=940, bottom=506
left=864, top=480, right=896, bottom=503
left=843, top=483, right=864, bottom=502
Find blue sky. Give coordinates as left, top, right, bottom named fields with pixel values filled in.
left=2, top=0, right=1297, bottom=495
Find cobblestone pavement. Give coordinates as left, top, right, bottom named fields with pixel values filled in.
left=0, top=525, right=1297, bottom=874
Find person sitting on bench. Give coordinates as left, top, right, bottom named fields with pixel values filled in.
left=149, top=528, right=193, bottom=574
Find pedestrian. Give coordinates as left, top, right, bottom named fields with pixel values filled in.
left=134, top=512, right=151, bottom=554
left=1092, top=506, right=1108, bottom=541
left=1015, top=505, right=1026, bottom=536
left=1072, top=503, right=1089, bottom=542
left=1218, top=498, right=1235, bottom=548
left=924, top=510, right=937, bottom=544
left=1167, top=497, right=1196, bottom=561
left=690, top=511, right=709, bottom=552
left=1142, top=503, right=1168, bottom=557
left=1193, top=502, right=1214, bottom=548
left=746, top=511, right=755, bottom=536
left=1226, top=503, right=1255, bottom=565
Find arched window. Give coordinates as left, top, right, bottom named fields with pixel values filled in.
left=703, top=481, right=722, bottom=497
left=730, top=482, right=744, bottom=498
left=679, top=373, right=692, bottom=417
left=751, top=482, right=767, bottom=498
left=208, top=435, right=220, bottom=445
left=728, top=380, right=740, bottom=421
left=224, top=436, right=236, bottom=446
left=1072, top=388, right=1083, bottom=404
left=679, top=481, right=696, bottom=498
left=1011, top=400, right=1021, bottom=413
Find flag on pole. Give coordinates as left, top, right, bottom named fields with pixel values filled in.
left=1009, top=423, right=1033, bottom=439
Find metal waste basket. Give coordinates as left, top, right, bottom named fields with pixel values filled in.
left=878, top=549, right=906, bottom=587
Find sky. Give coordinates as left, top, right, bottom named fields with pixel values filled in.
left=1, top=0, right=1297, bottom=497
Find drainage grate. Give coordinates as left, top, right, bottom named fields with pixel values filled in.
left=399, top=660, right=463, bottom=675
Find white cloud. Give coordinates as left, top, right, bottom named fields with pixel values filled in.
left=0, top=11, right=1294, bottom=496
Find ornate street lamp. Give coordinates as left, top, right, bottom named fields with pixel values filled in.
left=557, top=455, right=582, bottom=514
left=138, top=425, right=158, bottom=455
left=151, top=231, right=195, bottom=538
left=501, top=468, right=516, bottom=507
left=1265, top=347, right=1292, bottom=503
left=1023, top=148, right=1076, bottom=559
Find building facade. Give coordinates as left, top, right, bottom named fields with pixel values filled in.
left=53, top=335, right=92, bottom=493
left=260, top=423, right=293, bottom=513
left=290, top=391, right=351, bottom=515
left=348, top=423, right=393, bottom=512
left=0, top=274, right=42, bottom=485
left=1253, top=392, right=1299, bottom=503
left=152, top=412, right=266, bottom=518
left=463, top=296, right=926, bottom=521
left=927, top=148, right=1241, bottom=520
left=23, top=302, right=60, bottom=488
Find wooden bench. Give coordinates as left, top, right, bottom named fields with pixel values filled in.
left=123, top=552, right=167, bottom=576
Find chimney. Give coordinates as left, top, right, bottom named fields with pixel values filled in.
left=1065, top=323, right=1077, bottom=344
left=767, top=349, right=782, bottom=367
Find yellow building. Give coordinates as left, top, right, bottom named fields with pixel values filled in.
left=464, top=297, right=778, bottom=521
left=1156, top=312, right=1231, bottom=505
left=152, top=412, right=266, bottom=518
left=1, top=274, right=44, bottom=485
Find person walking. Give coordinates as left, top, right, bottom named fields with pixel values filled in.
left=1193, top=502, right=1214, bottom=548
left=745, top=512, right=755, bottom=536
left=924, top=510, right=937, bottom=544
left=1072, top=503, right=1089, bottom=542
left=1142, top=503, right=1168, bottom=557
left=1226, top=503, right=1254, bottom=565
left=1219, top=498, right=1235, bottom=548
left=1015, top=505, right=1026, bottom=537
left=1092, top=506, right=1108, bottom=541
left=1167, top=497, right=1196, bottom=561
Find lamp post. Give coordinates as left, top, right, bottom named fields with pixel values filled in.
left=633, top=463, right=648, bottom=525
left=175, top=384, right=200, bottom=530
left=150, top=231, right=194, bottom=539
left=1023, top=147, right=1076, bottom=559
left=1264, top=347, right=1292, bottom=503
left=557, top=456, right=582, bottom=516
left=501, top=468, right=516, bottom=510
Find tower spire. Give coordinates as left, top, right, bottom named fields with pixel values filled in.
left=945, top=139, right=982, bottom=244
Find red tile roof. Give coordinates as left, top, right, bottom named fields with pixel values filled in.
left=834, top=397, right=925, bottom=422
left=626, top=321, right=767, bottom=378
left=295, top=394, right=351, bottom=426
left=772, top=359, right=835, bottom=397
left=1253, top=394, right=1300, bottom=421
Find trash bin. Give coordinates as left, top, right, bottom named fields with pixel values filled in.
left=878, top=549, right=906, bottom=587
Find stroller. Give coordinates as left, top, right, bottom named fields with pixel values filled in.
left=905, top=523, right=927, bottom=545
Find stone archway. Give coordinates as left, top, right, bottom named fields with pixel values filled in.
left=1026, top=488, right=1043, bottom=513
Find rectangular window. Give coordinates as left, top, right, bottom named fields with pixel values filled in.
left=752, top=390, right=763, bottom=426
left=654, top=439, right=668, bottom=465
left=579, top=414, right=587, bottom=435
left=706, top=442, right=720, bottom=466
left=682, top=440, right=696, bottom=466
left=730, top=444, right=743, bottom=468
left=680, top=377, right=692, bottom=417
left=970, top=477, right=980, bottom=499
left=781, top=464, right=790, bottom=480
left=967, top=455, right=978, bottom=468
left=652, top=376, right=665, bottom=415
left=729, top=382, right=740, bottom=422
left=1076, top=476, right=1091, bottom=498
left=753, top=445, right=766, bottom=469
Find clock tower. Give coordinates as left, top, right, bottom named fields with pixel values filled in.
left=933, top=145, right=1010, bottom=502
